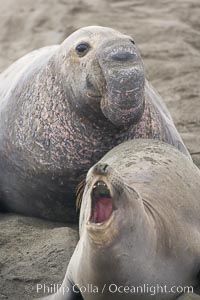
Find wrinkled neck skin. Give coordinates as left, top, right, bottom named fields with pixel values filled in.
left=77, top=186, right=157, bottom=290
left=2, top=27, right=151, bottom=175
left=3, top=53, right=127, bottom=172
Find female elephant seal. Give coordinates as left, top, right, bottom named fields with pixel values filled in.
left=0, top=26, right=190, bottom=222
left=42, top=140, right=200, bottom=300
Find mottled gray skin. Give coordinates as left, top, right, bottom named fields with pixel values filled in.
left=43, top=140, right=200, bottom=300
left=0, top=26, right=190, bottom=222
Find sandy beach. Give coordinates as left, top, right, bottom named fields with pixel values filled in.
left=0, top=0, right=199, bottom=299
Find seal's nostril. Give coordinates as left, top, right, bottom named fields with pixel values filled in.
left=93, top=163, right=109, bottom=175
left=111, top=51, right=134, bottom=62
left=130, top=39, right=135, bottom=45
left=103, top=163, right=109, bottom=172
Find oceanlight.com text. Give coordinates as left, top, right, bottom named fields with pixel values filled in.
left=35, top=283, right=194, bottom=296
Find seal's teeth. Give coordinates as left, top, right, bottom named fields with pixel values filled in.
left=97, top=181, right=106, bottom=187
left=92, top=181, right=107, bottom=190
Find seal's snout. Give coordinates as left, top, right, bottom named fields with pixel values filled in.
left=101, top=39, right=137, bottom=64
left=91, top=181, right=114, bottom=224
left=110, top=48, right=135, bottom=62
left=98, top=38, right=145, bottom=128
left=93, top=163, right=110, bottom=176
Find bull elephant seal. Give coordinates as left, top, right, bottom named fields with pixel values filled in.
left=0, top=26, right=190, bottom=222
left=42, top=139, right=200, bottom=300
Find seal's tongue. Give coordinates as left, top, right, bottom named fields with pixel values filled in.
left=93, top=197, right=113, bottom=223
left=91, top=181, right=113, bottom=224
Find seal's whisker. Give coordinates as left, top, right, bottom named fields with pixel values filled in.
left=76, top=179, right=86, bottom=210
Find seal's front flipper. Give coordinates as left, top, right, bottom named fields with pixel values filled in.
left=145, top=80, right=191, bottom=159
left=163, top=121, right=192, bottom=159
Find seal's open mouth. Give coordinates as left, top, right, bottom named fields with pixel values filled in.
left=91, top=181, right=114, bottom=224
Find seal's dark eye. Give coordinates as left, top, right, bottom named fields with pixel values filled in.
left=130, top=39, right=135, bottom=45
left=75, top=43, right=90, bottom=56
